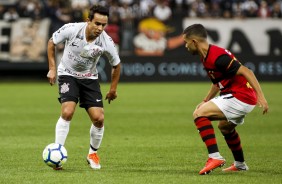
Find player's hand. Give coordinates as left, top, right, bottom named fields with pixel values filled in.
left=105, top=90, right=117, bottom=104
left=257, top=96, right=269, bottom=114
left=47, top=69, right=56, bottom=86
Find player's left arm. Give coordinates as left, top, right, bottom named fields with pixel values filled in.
left=105, top=63, right=121, bottom=104
left=237, top=65, right=269, bottom=114
left=104, top=34, right=121, bottom=104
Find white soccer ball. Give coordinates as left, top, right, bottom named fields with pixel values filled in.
left=42, top=143, right=68, bottom=169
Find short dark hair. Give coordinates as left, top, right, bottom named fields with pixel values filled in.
left=183, top=24, right=207, bottom=39
left=88, top=5, right=109, bottom=20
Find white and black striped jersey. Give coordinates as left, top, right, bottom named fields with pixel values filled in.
left=52, top=22, right=120, bottom=79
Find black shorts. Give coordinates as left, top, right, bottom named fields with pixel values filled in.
left=58, top=75, right=103, bottom=109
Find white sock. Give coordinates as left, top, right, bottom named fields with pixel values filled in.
left=89, top=125, right=104, bottom=154
left=55, top=117, right=70, bottom=145
left=209, top=152, right=224, bottom=160
left=235, top=161, right=246, bottom=167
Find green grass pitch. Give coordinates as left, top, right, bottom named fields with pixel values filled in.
left=0, top=82, right=281, bottom=184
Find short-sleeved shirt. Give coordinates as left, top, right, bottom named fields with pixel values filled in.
left=201, top=44, right=257, bottom=105
left=52, top=22, right=120, bottom=79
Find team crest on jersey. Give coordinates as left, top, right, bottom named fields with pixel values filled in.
left=60, top=83, right=70, bottom=93
left=80, top=44, right=103, bottom=59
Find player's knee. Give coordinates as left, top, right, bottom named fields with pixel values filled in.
left=61, top=108, right=75, bottom=121
left=218, top=123, right=233, bottom=134
left=218, top=123, right=225, bottom=132
left=193, top=109, right=201, bottom=119
left=219, top=128, right=230, bottom=135
left=92, top=114, right=104, bottom=128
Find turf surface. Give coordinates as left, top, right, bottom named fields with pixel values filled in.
left=0, top=82, right=281, bottom=184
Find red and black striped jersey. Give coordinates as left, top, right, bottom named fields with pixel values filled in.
left=201, top=44, right=257, bottom=105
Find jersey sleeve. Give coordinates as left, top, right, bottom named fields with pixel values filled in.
left=103, top=35, right=121, bottom=66
left=215, top=54, right=241, bottom=77
left=52, top=23, right=75, bottom=45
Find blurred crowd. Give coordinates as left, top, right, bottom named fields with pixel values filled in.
left=1, top=0, right=282, bottom=22
left=1, top=0, right=282, bottom=55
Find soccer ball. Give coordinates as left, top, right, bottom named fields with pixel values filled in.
left=42, top=143, right=68, bottom=169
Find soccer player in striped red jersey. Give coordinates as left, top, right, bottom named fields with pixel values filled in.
left=182, top=24, right=268, bottom=175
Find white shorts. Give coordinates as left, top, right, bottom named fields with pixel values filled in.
left=211, top=94, right=255, bottom=125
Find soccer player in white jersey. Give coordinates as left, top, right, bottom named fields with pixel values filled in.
left=47, top=5, right=121, bottom=170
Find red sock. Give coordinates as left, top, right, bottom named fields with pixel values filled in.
left=223, top=130, right=244, bottom=162
left=194, top=117, right=219, bottom=154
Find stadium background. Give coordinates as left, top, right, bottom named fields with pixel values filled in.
left=0, top=0, right=281, bottom=82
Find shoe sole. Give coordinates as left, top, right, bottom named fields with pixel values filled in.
left=200, top=161, right=226, bottom=175
left=222, top=168, right=248, bottom=172
left=86, top=158, right=101, bottom=170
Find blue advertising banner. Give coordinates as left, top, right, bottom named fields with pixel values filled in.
left=97, top=56, right=282, bottom=82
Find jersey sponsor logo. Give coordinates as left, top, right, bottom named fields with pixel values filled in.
left=67, top=52, right=75, bottom=60
left=74, top=57, right=92, bottom=65
left=67, top=52, right=92, bottom=65
left=64, top=68, right=96, bottom=77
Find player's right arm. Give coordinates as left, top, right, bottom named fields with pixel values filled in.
left=196, top=84, right=219, bottom=109
left=204, top=84, right=220, bottom=102
left=47, top=38, right=56, bottom=85
left=46, top=23, right=75, bottom=85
